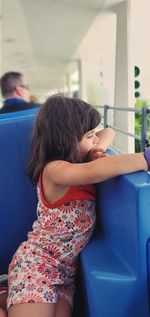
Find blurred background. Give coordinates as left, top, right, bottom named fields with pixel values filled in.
left=0, top=0, right=150, bottom=152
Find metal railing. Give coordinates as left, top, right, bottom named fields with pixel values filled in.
left=95, top=105, right=150, bottom=151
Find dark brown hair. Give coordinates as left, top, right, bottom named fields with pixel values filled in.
left=27, top=95, right=101, bottom=183
left=0, top=71, right=23, bottom=97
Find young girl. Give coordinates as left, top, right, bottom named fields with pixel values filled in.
left=0, top=274, right=8, bottom=317
left=7, top=95, right=150, bottom=317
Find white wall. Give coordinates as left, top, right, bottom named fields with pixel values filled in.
left=131, top=0, right=150, bottom=101
left=75, top=11, right=116, bottom=107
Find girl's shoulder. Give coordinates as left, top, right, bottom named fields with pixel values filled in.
left=45, top=160, right=67, bottom=170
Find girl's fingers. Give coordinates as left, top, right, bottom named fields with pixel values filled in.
left=87, top=148, right=107, bottom=161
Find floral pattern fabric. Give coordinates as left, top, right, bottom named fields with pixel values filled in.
left=7, top=179, right=96, bottom=309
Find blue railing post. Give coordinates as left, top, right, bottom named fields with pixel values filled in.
left=104, top=105, right=108, bottom=128
left=96, top=104, right=149, bottom=152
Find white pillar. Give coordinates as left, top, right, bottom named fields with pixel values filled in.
left=113, top=0, right=134, bottom=153
left=79, top=57, right=87, bottom=101
left=77, top=59, right=82, bottom=99
left=131, top=0, right=150, bottom=101
left=66, top=73, right=72, bottom=97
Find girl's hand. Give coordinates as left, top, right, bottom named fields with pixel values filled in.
left=87, top=147, right=107, bottom=161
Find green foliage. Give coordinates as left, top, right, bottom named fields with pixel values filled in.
left=135, top=99, right=150, bottom=152
left=134, top=66, right=140, bottom=99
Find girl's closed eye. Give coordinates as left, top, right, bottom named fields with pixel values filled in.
left=86, top=134, right=93, bottom=139
left=78, top=129, right=99, bottom=159
left=85, top=130, right=95, bottom=138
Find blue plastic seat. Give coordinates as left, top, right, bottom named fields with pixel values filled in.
left=0, top=107, right=40, bottom=120
left=80, top=169, right=150, bottom=317
left=0, top=114, right=38, bottom=274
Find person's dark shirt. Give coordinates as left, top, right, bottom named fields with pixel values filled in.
left=0, top=98, right=40, bottom=114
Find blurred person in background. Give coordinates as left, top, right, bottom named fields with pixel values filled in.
left=0, top=71, right=40, bottom=114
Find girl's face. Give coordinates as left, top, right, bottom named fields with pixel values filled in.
left=78, top=129, right=99, bottom=158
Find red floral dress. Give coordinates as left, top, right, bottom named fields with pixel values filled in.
left=7, top=176, right=96, bottom=309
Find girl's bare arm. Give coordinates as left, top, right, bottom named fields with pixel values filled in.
left=45, top=152, right=148, bottom=186
left=96, top=128, right=116, bottom=151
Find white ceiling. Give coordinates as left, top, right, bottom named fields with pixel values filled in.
left=1, top=0, right=125, bottom=99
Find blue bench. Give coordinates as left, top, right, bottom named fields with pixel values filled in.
left=0, top=113, right=38, bottom=274
left=80, top=170, right=150, bottom=317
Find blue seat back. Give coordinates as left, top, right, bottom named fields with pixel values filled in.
left=0, top=114, right=38, bottom=274
left=80, top=166, right=150, bottom=317
left=0, top=107, right=39, bottom=120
